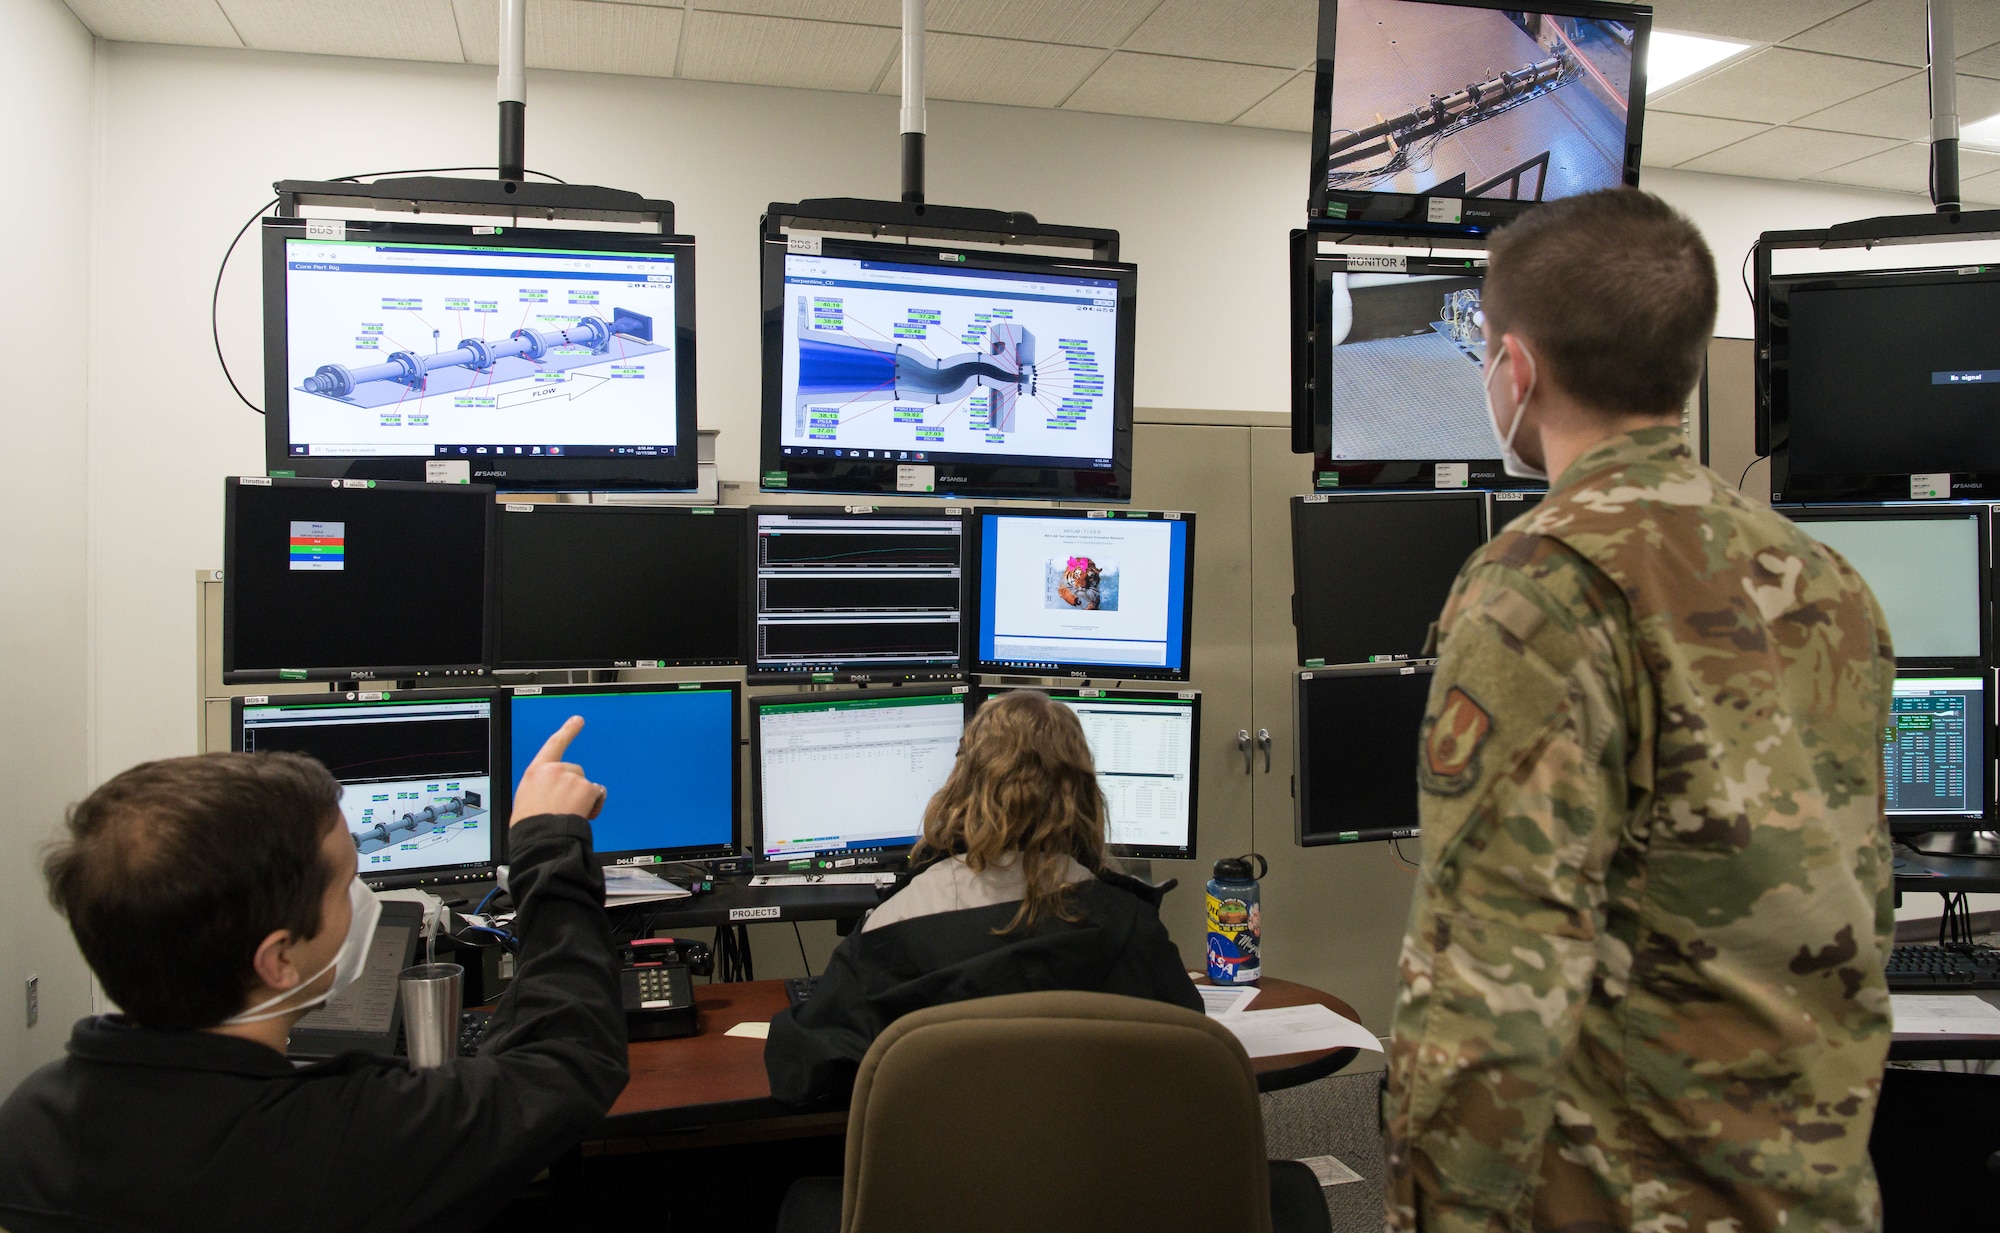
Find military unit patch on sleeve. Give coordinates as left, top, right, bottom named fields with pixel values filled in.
left=1418, top=686, right=1491, bottom=797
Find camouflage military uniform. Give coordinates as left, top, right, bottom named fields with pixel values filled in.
left=1385, top=426, right=1897, bottom=1233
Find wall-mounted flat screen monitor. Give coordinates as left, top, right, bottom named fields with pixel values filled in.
left=223, top=477, right=493, bottom=683
left=1309, top=0, right=1650, bottom=236
left=971, top=509, right=1195, bottom=682
left=751, top=687, right=970, bottom=862
left=976, top=686, right=1200, bottom=861
left=1487, top=488, right=1544, bottom=534
left=234, top=690, right=506, bottom=889
left=493, top=503, right=745, bottom=669
left=507, top=683, right=739, bottom=864
left=1295, top=663, right=1433, bottom=845
left=1763, top=266, right=2000, bottom=502
left=747, top=507, right=968, bottom=683
left=1884, top=673, right=1992, bottom=834
left=760, top=233, right=1136, bottom=501
left=1782, top=505, right=1987, bottom=667
left=264, top=217, right=698, bottom=490
left=1291, top=492, right=1483, bottom=667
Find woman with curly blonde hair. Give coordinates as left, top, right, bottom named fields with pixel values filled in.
left=765, top=690, right=1201, bottom=1104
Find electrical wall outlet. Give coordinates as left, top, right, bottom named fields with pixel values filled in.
left=26, top=975, right=38, bottom=1027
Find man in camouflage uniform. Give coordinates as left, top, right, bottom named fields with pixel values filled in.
left=1385, top=189, right=1897, bottom=1233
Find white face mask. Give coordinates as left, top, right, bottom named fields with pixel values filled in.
left=1483, top=342, right=1548, bottom=482
left=223, top=876, right=381, bottom=1026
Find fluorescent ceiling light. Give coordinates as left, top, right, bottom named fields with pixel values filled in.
left=1963, top=111, right=2000, bottom=152
left=1647, top=30, right=1752, bottom=94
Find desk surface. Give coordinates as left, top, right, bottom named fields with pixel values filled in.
left=601, top=977, right=1365, bottom=1137
left=1889, top=988, right=2000, bottom=1061
left=1893, top=850, right=2000, bottom=894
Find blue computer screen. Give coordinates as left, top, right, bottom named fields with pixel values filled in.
left=509, top=686, right=736, bottom=857
left=976, top=513, right=1190, bottom=676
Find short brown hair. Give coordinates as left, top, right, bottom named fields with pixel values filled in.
left=911, top=690, right=1107, bottom=933
left=1483, top=187, right=1717, bottom=417
left=45, top=752, right=345, bottom=1029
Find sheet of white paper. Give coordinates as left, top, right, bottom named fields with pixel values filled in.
left=1296, top=1155, right=1364, bottom=1187
left=602, top=868, right=691, bottom=905
left=724, top=1021, right=771, bottom=1040
left=1222, top=1004, right=1382, bottom=1057
left=1893, top=994, right=2000, bottom=1035
left=1197, top=985, right=1260, bottom=1018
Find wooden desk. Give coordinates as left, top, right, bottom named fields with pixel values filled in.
left=600, top=975, right=1367, bottom=1136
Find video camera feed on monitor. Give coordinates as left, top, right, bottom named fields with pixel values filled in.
left=973, top=510, right=1194, bottom=681
left=1313, top=0, right=1646, bottom=233
left=1317, top=257, right=1492, bottom=465
left=236, top=692, right=502, bottom=887
left=1784, top=507, right=1986, bottom=666
left=1884, top=675, right=1989, bottom=832
left=762, top=235, right=1136, bottom=501
left=265, top=218, right=698, bottom=489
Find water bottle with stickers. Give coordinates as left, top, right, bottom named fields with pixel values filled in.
left=1205, top=854, right=1268, bottom=985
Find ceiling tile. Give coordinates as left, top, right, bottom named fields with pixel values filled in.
left=694, top=0, right=898, bottom=26
left=927, top=0, right=1159, bottom=47
left=877, top=34, right=1109, bottom=109
left=680, top=10, right=897, bottom=92
left=218, top=0, right=463, bottom=61
left=1782, top=0, right=2000, bottom=70
left=1063, top=51, right=1293, bottom=124
left=61, top=0, right=243, bottom=45
left=1649, top=47, right=1910, bottom=124
left=453, top=0, right=682, bottom=74
left=1680, top=125, right=1903, bottom=178
left=1796, top=71, right=2000, bottom=141
left=1639, top=112, right=1770, bottom=167
left=1121, top=0, right=1316, bottom=70
left=1644, top=0, right=1858, bottom=44
left=1963, top=166, right=2000, bottom=204
left=1964, top=41, right=2000, bottom=80
left=1807, top=139, right=2000, bottom=193
left=1232, top=70, right=1313, bottom=131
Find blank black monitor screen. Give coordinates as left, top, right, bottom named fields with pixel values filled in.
left=1785, top=507, right=1985, bottom=664
left=1291, top=494, right=1483, bottom=666
left=1296, top=665, right=1431, bottom=845
left=1885, top=675, right=1989, bottom=832
left=494, top=504, right=744, bottom=669
left=223, top=477, right=491, bottom=682
left=235, top=692, right=502, bottom=887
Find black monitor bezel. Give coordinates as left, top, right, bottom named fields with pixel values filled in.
left=968, top=507, right=1198, bottom=683
left=757, top=232, right=1137, bottom=502
left=971, top=684, right=1201, bottom=861
left=1763, top=264, right=2000, bottom=503
left=506, top=680, right=742, bottom=865
left=1289, top=491, right=1486, bottom=667
left=748, top=684, right=972, bottom=862
left=744, top=504, right=972, bottom=685
left=1884, top=668, right=1996, bottom=836
left=491, top=502, right=748, bottom=670
left=1294, top=661, right=1435, bottom=846
left=230, top=687, right=510, bottom=890
left=1307, top=0, right=1652, bottom=236
left=262, top=216, right=700, bottom=491
left=222, top=476, right=496, bottom=683
left=1778, top=502, right=1991, bottom=670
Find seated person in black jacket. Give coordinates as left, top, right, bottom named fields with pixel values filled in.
left=0, top=716, right=626, bottom=1233
left=765, top=689, right=1202, bottom=1104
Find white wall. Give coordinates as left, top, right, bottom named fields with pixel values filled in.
left=0, top=0, right=96, bottom=1090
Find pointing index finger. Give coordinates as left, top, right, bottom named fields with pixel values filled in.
left=531, top=715, right=585, bottom=765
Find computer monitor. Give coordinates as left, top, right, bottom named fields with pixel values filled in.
left=747, top=507, right=968, bottom=682
left=223, top=477, right=493, bottom=683
left=1487, top=488, right=1545, bottom=535
left=1291, top=493, right=1484, bottom=667
left=1294, top=663, right=1433, bottom=845
left=1308, top=0, right=1649, bottom=236
left=750, top=687, right=969, bottom=862
left=507, top=682, right=739, bottom=864
left=493, top=504, right=745, bottom=670
left=1884, top=673, right=1991, bottom=834
left=233, top=690, right=505, bottom=889
left=759, top=233, right=1136, bottom=501
left=970, top=509, right=1195, bottom=681
left=977, top=686, right=1200, bottom=861
left=1782, top=505, right=1988, bottom=667
left=264, top=216, right=698, bottom=490
left=1763, top=265, right=2000, bottom=502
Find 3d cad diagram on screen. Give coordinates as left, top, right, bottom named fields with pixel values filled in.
left=347, top=785, right=486, bottom=856
left=796, top=298, right=1037, bottom=433
left=299, top=309, right=663, bottom=410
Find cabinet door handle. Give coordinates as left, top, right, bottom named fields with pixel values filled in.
left=1257, top=728, right=1273, bottom=773
left=1237, top=729, right=1253, bottom=774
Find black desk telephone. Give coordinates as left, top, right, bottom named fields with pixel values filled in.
left=621, top=937, right=712, bottom=1041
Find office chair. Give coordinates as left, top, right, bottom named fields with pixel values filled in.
left=1870, top=1066, right=2000, bottom=1230
left=775, top=990, right=1332, bottom=1233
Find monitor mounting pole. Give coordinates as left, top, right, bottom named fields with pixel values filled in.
left=900, top=0, right=925, bottom=204
left=499, top=0, right=527, bottom=182
left=1929, top=0, right=1960, bottom=212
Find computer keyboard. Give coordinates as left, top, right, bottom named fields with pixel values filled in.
left=750, top=873, right=897, bottom=887
left=1885, top=944, right=2000, bottom=991
left=459, top=1009, right=494, bottom=1057
left=783, top=976, right=819, bottom=1008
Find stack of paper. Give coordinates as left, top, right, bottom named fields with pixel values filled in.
left=1221, top=1004, right=1383, bottom=1059
left=1892, top=994, right=2000, bottom=1035
left=602, top=866, right=693, bottom=907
